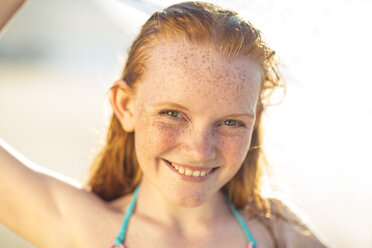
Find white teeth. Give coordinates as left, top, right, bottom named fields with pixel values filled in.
left=192, top=170, right=201, bottom=177
left=166, top=160, right=212, bottom=177
left=185, top=168, right=192, bottom=176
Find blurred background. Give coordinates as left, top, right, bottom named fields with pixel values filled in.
left=0, top=0, right=371, bottom=247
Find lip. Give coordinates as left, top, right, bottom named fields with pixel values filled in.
left=162, top=159, right=218, bottom=183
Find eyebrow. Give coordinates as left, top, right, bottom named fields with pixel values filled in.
left=153, top=102, right=190, bottom=112
left=153, top=101, right=255, bottom=119
left=226, top=113, right=255, bottom=119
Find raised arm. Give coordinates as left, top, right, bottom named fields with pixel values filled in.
left=0, top=139, right=99, bottom=247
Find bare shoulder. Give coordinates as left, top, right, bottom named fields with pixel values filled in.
left=269, top=198, right=328, bottom=248
left=238, top=198, right=328, bottom=248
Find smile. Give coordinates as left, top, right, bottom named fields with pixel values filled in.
left=162, top=159, right=217, bottom=181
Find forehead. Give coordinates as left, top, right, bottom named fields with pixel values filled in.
left=137, top=40, right=262, bottom=112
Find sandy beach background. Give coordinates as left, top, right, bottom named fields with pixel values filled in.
left=0, top=0, right=371, bottom=247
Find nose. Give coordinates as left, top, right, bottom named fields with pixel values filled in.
left=179, top=128, right=217, bottom=162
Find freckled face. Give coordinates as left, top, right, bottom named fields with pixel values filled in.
left=132, top=40, right=262, bottom=207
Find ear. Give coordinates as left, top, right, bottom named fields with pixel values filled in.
left=254, top=104, right=263, bottom=129
left=109, top=80, right=135, bottom=132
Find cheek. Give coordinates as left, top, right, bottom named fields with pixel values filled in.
left=152, top=122, right=180, bottom=150
left=135, top=120, right=181, bottom=159
left=218, top=133, right=251, bottom=166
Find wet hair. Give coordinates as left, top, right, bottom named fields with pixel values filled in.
left=84, top=1, right=283, bottom=244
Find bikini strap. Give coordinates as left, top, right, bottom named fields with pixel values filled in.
left=222, top=192, right=259, bottom=248
left=111, top=184, right=140, bottom=247
left=110, top=186, right=260, bottom=248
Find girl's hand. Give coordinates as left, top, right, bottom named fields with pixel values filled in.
left=0, top=0, right=26, bottom=34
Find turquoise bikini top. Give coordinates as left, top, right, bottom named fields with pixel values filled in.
left=109, top=185, right=260, bottom=248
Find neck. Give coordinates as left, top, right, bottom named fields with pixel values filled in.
left=134, top=177, right=230, bottom=233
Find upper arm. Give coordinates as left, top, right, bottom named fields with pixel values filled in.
left=0, top=145, right=66, bottom=247
left=0, top=142, right=100, bottom=248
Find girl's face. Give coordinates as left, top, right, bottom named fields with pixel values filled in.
left=132, top=40, right=262, bottom=207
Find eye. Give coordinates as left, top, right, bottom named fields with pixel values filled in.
left=224, top=119, right=237, bottom=126
left=161, top=110, right=180, bottom=118
left=223, top=119, right=246, bottom=128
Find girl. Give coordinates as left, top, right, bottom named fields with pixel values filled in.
left=0, top=2, right=327, bottom=248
